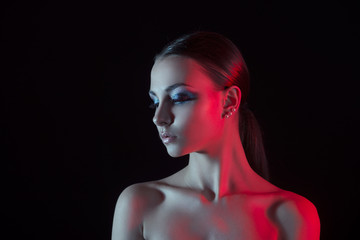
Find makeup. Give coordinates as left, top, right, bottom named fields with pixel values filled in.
left=170, top=90, right=198, bottom=105
left=148, top=87, right=198, bottom=109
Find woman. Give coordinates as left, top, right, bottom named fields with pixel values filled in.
left=112, top=32, right=320, bottom=239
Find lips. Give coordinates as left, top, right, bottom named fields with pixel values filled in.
left=160, top=132, right=177, bottom=144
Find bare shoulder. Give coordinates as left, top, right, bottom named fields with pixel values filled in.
left=114, top=182, right=165, bottom=220
left=112, top=182, right=164, bottom=240
left=271, top=190, right=321, bottom=240
left=117, top=182, right=165, bottom=207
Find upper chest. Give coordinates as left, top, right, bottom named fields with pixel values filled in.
left=142, top=191, right=282, bottom=240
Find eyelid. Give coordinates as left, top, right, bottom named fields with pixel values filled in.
left=169, top=86, right=192, bottom=95
left=171, top=91, right=198, bottom=99
left=148, top=90, right=198, bottom=108
left=149, top=94, right=158, bottom=101
left=148, top=96, right=159, bottom=109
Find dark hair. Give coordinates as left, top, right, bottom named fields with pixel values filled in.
left=155, top=31, right=269, bottom=180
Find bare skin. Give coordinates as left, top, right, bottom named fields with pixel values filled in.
left=112, top=56, right=320, bottom=240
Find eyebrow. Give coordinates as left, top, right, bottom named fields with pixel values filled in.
left=149, top=83, right=191, bottom=96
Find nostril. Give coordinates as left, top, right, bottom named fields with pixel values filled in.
left=153, top=116, right=162, bottom=126
left=153, top=116, right=170, bottom=126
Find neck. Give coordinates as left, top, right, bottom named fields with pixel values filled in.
left=184, top=124, right=268, bottom=200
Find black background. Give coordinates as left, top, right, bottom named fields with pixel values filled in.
left=1, top=1, right=358, bottom=239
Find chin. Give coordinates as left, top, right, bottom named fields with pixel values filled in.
left=165, top=145, right=189, bottom=158
left=166, top=149, right=186, bottom=158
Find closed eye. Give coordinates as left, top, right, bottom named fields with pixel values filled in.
left=148, top=94, right=159, bottom=109
left=171, top=93, right=197, bottom=104
left=148, top=92, right=198, bottom=109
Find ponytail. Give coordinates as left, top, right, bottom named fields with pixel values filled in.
left=240, top=104, right=270, bottom=180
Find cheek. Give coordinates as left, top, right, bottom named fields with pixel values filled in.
left=176, top=95, right=224, bottom=145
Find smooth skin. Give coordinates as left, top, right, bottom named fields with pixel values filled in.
left=112, top=56, right=320, bottom=240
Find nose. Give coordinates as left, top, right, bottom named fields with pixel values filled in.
left=153, top=102, right=173, bottom=126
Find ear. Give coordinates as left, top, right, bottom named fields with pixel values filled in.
left=223, top=86, right=241, bottom=112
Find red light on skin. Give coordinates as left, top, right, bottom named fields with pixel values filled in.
left=272, top=196, right=321, bottom=240
left=112, top=171, right=320, bottom=239
left=250, top=202, right=280, bottom=239
left=112, top=54, right=320, bottom=239
left=150, top=55, right=227, bottom=158
left=210, top=215, right=230, bottom=234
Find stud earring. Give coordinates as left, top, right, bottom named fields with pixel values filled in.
left=223, top=108, right=236, bottom=119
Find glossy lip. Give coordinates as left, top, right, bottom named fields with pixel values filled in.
left=160, top=132, right=177, bottom=144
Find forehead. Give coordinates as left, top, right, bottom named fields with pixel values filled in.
left=150, top=55, right=217, bottom=92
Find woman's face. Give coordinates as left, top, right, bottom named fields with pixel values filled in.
left=149, top=55, right=226, bottom=157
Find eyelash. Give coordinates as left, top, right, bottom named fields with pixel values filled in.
left=149, top=94, right=196, bottom=109
left=148, top=102, right=159, bottom=109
